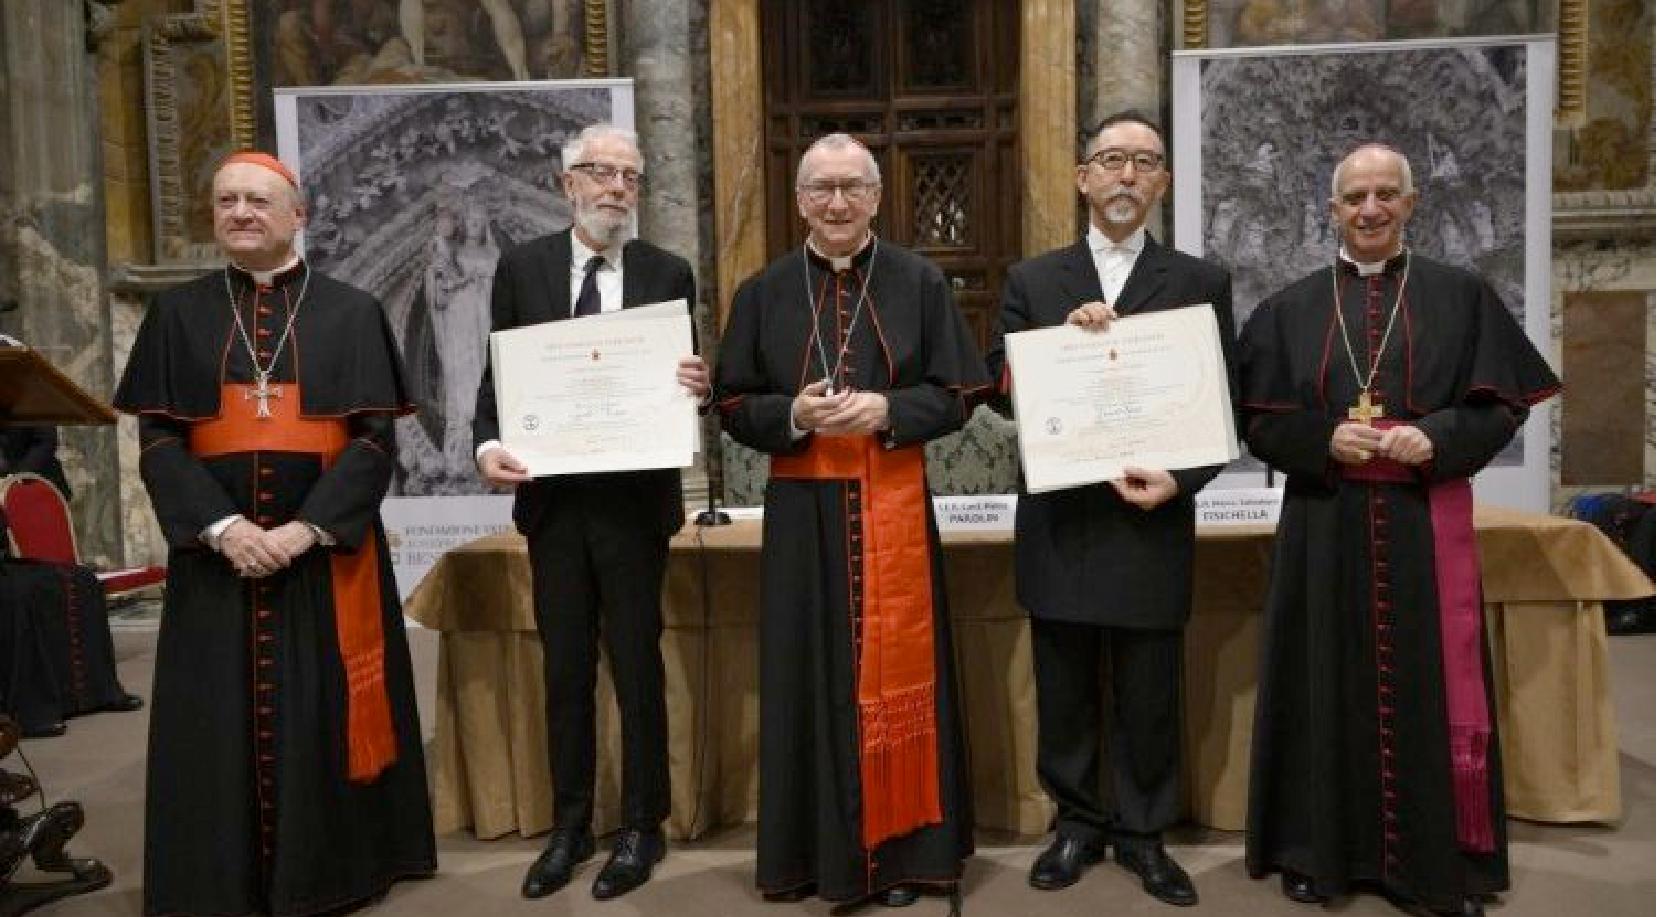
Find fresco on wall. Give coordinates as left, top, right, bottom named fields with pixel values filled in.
left=1203, top=0, right=1550, bottom=47
left=253, top=0, right=592, bottom=143
left=1554, top=0, right=1653, bottom=192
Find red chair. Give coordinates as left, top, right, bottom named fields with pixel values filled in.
left=1, top=472, right=165, bottom=601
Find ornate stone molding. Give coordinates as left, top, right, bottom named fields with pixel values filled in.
left=223, top=0, right=254, bottom=150
left=1553, top=189, right=1657, bottom=242
left=1181, top=0, right=1208, bottom=49
left=584, top=0, right=611, bottom=77
left=1554, top=0, right=1588, bottom=126
left=109, top=262, right=218, bottom=295
left=85, top=1, right=126, bottom=52
left=142, top=1, right=247, bottom=264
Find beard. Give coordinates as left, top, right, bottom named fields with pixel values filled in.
left=1102, top=192, right=1144, bottom=225
left=573, top=200, right=632, bottom=248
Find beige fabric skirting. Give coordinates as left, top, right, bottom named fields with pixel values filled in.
left=402, top=506, right=1653, bottom=840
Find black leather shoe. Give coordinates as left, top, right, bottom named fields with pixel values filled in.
left=105, top=692, right=144, bottom=712
left=520, top=827, right=594, bottom=899
left=591, top=827, right=666, bottom=900
left=1280, top=871, right=1324, bottom=904
left=1429, top=898, right=1485, bottom=917
left=1113, top=844, right=1198, bottom=906
left=21, top=721, right=65, bottom=739
left=762, top=883, right=816, bottom=903
left=878, top=884, right=920, bottom=907
left=1028, top=835, right=1105, bottom=890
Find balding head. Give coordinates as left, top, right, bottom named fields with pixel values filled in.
left=796, top=133, right=881, bottom=188
left=1331, top=143, right=1414, bottom=198
left=1328, top=143, right=1418, bottom=263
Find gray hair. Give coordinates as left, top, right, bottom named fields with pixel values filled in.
left=561, top=123, right=641, bottom=171
left=795, top=133, right=882, bottom=187
left=1331, top=143, right=1415, bottom=197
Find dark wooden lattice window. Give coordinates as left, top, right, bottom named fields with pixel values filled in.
left=762, top=0, right=1020, bottom=352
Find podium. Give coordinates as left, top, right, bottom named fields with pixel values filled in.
left=0, top=346, right=114, bottom=913
left=0, top=349, right=115, bottom=426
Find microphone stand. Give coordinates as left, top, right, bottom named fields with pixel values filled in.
left=691, top=305, right=730, bottom=527
left=693, top=423, right=731, bottom=526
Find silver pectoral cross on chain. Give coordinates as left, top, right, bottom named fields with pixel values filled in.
left=246, top=370, right=282, bottom=418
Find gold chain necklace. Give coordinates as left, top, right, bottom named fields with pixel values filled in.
left=1330, top=250, right=1410, bottom=426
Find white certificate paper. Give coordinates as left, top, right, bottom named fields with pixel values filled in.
left=1005, top=305, right=1238, bottom=494
left=490, top=299, right=698, bottom=477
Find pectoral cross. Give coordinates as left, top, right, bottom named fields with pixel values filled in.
left=1347, top=389, right=1383, bottom=426
left=246, top=370, right=281, bottom=418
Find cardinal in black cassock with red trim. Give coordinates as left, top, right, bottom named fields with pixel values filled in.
left=715, top=135, right=987, bottom=909
left=114, top=153, right=434, bottom=917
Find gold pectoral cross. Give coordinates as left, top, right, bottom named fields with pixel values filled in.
left=1347, top=389, right=1384, bottom=425
left=246, top=371, right=281, bottom=419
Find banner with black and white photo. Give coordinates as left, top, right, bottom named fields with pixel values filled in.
left=276, top=79, right=635, bottom=594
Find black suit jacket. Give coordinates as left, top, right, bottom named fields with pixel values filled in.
left=985, top=235, right=1236, bottom=628
left=473, top=230, right=697, bottom=537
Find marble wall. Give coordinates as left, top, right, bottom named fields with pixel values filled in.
left=2, top=0, right=124, bottom=565
left=1551, top=240, right=1655, bottom=512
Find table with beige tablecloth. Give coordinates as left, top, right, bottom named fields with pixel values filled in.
left=402, top=506, right=1653, bottom=840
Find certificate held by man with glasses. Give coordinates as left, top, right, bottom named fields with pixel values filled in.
left=1004, top=304, right=1238, bottom=494
left=489, top=299, right=699, bottom=477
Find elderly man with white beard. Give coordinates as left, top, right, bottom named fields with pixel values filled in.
left=985, top=111, right=1237, bottom=907
left=473, top=123, right=709, bottom=901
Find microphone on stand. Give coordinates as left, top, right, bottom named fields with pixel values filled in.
left=694, top=438, right=731, bottom=526
left=690, top=301, right=730, bottom=527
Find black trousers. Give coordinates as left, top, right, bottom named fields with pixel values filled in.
left=1030, top=617, right=1182, bottom=845
left=527, top=513, right=671, bottom=833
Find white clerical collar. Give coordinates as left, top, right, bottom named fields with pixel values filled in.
left=1088, top=224, right=1145, bottom=256
left=807, top=233, right=874, bottom=272
left=572, top=233, right=621, bottom=272
left=234, top=253, right=302, bottom=286
left=1338, top=246, right=1402, bottom=276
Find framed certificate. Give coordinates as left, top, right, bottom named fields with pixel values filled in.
left=490, top=300, right=698, bottom=477
left=1005, top=305, right=1238, bottom=494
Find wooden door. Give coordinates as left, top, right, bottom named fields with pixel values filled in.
left=761, top=0, right=1020, bottom=351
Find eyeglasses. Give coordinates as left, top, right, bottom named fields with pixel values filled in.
left=569, top=163, right=644, bottom=189
left=797, top=180, right=878, bottom=205
left=1083, top=149, right=1165, bottom=172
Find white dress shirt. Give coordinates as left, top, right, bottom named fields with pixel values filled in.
left=1087, top=224, right=1146, bottom=305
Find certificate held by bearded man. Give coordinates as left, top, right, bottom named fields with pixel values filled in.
left=1005, top=305, right=1238, bottom=494
left=490, top=300, right=698, bottom=477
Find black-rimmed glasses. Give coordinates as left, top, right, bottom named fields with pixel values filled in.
left=569, top=163, right=644, bottom=190
left=1083, top=149, right=1165, bottom=172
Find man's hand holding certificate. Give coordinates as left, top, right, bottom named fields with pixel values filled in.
left=489, top=299, right=700, bottom=477
left=1004, top=304, right=1237, bottom=494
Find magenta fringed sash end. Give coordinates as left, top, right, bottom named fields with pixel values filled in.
left=1428, top=479, right=1497, bottom=853
left=1450, top=729, right=1496, bottom=853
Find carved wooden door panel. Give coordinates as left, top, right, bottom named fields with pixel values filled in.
left=762, top=0, right=1020, bottom=352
